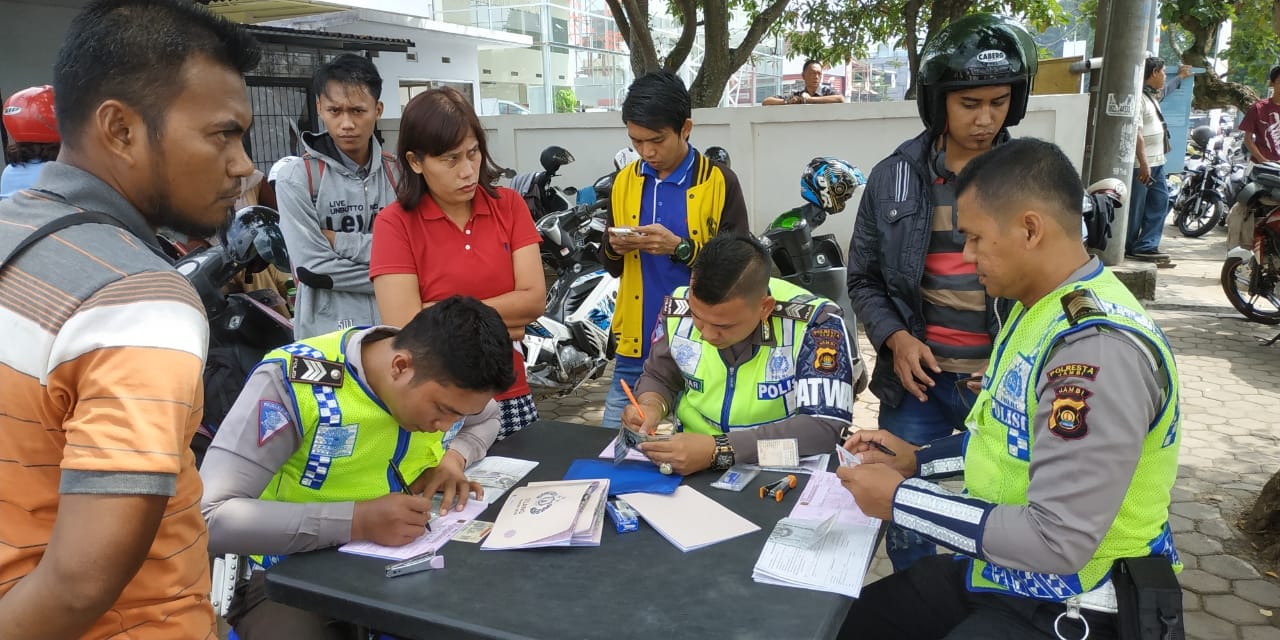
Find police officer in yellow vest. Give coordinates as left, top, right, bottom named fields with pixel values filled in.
left=838, top=140, right=1181, bottom=639
left=623, top=234, right=863, bottom=475
left=200, top=297, right=515, bottom=639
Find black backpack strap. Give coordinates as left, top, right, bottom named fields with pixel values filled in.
left=0, top=211, right=137, bottom=274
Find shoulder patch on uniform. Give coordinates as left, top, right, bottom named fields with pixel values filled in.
left=288, top=355, right=345, bottom=387
left=258, top=400, right=294, bottom=446
left=772, top=301, right=818, bottom=321
left=663, top=295, right=691, bottom=317
left=1046, top=363, right=1100, bottom=381
left=1060, top=289, right=1106, bottom=326
left=1048, top=384, right=1091, bottom=440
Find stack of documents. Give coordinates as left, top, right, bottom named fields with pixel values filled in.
left=751, top=471, right=880, bottom=598
left=482, top=479, right=609, bottom=549
left=620, top=486, right=760, bottom=551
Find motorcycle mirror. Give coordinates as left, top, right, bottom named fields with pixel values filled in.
left=501, top=167, right=517, bottom=179
left=564, top=186, right=578, bottom=196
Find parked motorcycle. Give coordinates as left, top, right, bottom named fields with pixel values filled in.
left=510, top=145, right=576, bottom=222
left=1221, top=162, right=1280, bottom=340
left=759, top=156, right=868, bottom=392
left=523, top=199, right=619, bottom=397
left=1174, top=126, right=1244, bottom=238
left=175, top=206, right=294, bottom=464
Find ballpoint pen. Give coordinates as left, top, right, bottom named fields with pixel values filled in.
left=620, top=378, right=645, bottom=421
left=389, top=459, right=431, bottom=532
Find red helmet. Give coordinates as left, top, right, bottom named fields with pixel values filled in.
left=3, top=85, right=59, bottom=144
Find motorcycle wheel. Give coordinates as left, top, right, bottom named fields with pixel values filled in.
left=1221, top=256, right=1280, bottom=324
left=1178, top=195, right=1222, bottom=238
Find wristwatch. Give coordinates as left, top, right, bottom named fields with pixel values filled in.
left=671, top=237, right=694, bottom=265
left=711, top=434, right=735, bottom=471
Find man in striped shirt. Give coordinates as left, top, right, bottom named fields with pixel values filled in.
left=0, top=1, right=260, bottom=637
left=846, top=14, right=1035, bottom=572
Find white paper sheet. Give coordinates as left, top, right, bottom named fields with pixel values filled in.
left=339, top=499, right=489, bottom=561
left=621, top=486, right=760, bottom=552
left=598, top=434, right=650, bottom=463
left=752, top=521, right=879, bottom=598
left=751, top=470, right=880, bottom=597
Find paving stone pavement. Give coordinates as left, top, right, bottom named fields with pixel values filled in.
left=538, top=223, right=1280, bottom=638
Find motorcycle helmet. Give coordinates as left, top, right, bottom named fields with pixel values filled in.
left=800, top=157, right=866, bottom=214
left=3, top=85, right=59, bottom=144
left=705, top=146, right=731, bottom=168
left=539, top=145, right=574, bottom=174
left=613, top=147, right=640, bottom=170
left=223, top=206, right=290, bottom=274
left=1189, top=126, right=1214, bottom=150
left=916, top=14, right=1037, bottom=138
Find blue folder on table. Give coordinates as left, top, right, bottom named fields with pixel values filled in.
left=563, top=459, right=682, bottom=496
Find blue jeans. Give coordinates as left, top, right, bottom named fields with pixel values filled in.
left=602, top=356, right=645, bottom=428
left=878, top=370, right=977, bottom=572
left=1127, top=164, right=1169, bottom=254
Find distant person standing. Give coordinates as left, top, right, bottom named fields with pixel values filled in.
left=1126, top=56, right=1174, bottom=264
left=763, top=60, right=847, bottom=106
left=1240, top=65, right=1280, bottom=164
left=1227, top=65, right=1280, bottom=248
left=1, top=85, right=60, bottom=200
left=274, top=54, right=401, bottom=338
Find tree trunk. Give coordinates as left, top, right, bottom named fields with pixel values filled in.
left=1245, top=468, right=1280, bottom=565
left=1174, top=11, right=1259, bottom=112
left=902, top=0, right=924, bottom=100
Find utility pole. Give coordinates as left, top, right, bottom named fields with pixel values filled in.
left=1087, top=0, right=1154, bottom=266
left=1080, top=0, right=1111, bottom=180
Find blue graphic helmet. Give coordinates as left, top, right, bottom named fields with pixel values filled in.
left=800, top=157, right=866, bottom=214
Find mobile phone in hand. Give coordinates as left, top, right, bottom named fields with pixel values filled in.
left=610, top=227, right=643, bottom=237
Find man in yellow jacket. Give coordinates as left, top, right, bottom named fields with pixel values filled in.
left=598, top=70, right=749, bottom=428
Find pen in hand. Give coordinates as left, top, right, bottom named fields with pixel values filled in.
left=870, top=442, right=897, bottom=457
left=620, top=378, right=646, bottom=422
left=389, top=459, right=431, bottom=532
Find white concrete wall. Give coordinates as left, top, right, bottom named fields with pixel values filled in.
left=477, top=94, right=1090, bottom=245
left=302, top=21, right=482, bottom=119
left=0, top=2, right=78, bottom=97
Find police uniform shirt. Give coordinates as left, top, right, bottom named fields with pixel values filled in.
left=199, top=326, right=500, bottom=556
left=634, top=302, right=858, bottom=463
left=899, top=257, right=1167, bottom=573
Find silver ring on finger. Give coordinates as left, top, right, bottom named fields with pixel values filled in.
left=659, top=462, right=673, bottom=475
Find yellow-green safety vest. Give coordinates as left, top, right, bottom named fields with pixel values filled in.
left=662, top=278, right=853, bottom=433
left=964, top=263, right=1182, bottom=600
left=251, top=329, right=445, bottom=568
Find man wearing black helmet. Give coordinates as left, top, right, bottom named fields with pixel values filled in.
left=846, top=13, right=1036, bottom=572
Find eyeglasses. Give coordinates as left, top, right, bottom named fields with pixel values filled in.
left=954, top=374, right=983, bottom=411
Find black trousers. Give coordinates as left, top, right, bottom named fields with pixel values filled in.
left=228, top=571, right=361, bottom=640
left=840, top=555, right=1119, bottom=640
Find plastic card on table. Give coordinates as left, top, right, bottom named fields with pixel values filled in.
left=710, top=464, right=760, bottom=492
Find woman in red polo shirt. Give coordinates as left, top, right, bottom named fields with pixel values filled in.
left=371, top=87, right=544, bottom=438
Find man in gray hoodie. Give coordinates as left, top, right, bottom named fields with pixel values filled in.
left=275, top=54, right=401, bottom=338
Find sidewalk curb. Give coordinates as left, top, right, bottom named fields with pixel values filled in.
left=1145, top=301, right=1240, bottom=315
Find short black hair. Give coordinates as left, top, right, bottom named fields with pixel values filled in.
left=314, top=54, right=383, bottom=103
left=690, top=234, right=771, bottom=304
left=4, top=142, right=59, bottom=166
left=53, top=0, right=261, bottom=147
left=802, top=59, right=823, bottom=72
left=955, top=138, right=1084, bottom=238
left=1269, top=65, right=1280, bottom=84
left=1144, top=56, right=1165, bottom=81
left=394, top=296, right=515, bottom=393
left=621, top=70, right=691, bottom=134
